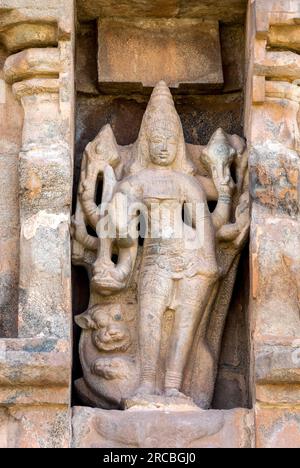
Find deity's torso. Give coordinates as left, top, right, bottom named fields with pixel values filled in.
left=118, top=168, right=212, bottom=279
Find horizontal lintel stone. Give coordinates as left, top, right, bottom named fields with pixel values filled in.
left=78, top=0, right=247, bottom=23
left=97, top=18, right=224, bottom=93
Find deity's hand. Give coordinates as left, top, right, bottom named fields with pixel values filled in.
left=189, top=254, right=220, bottom=280
left=217, top=192, right=250, bottom=250
left=91, top=261, right=128, bottom=295
left=217, top=180, right=235, bottom=197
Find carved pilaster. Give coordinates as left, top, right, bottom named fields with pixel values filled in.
left=3, top=49, right=71, bottom=340
left=0, top=46, right=22, bottom=338
left=245, top=0, right=300, bottom=448
left=0, top=1, right=75, bottom=448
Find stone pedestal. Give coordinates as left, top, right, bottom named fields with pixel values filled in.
left=72, top=407, right=254, bottom=449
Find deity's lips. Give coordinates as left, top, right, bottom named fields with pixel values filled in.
left=211, top=163, right=234, bottom=190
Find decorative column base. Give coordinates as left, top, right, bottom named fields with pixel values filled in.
left=72, top=407, right=254, bottom=449
left=0, top=337, right=71, bottom=448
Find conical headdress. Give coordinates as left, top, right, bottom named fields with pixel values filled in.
left=129, top=81, right=194, bottom=175
left=143, top=80, right=181, bottom=136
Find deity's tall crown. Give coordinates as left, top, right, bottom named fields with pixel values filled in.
left=130, top=80, right=194, bottom=175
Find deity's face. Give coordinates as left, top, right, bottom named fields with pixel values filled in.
left=148, top=122, right=179, bottom=167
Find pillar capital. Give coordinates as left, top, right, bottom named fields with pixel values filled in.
left=0, top=22, right=58, bottom=54
left=0, top=1, right=74, bottom=53
left=12, top=78, right=60, bottom=100
left=3, top=48, right=60, bottom=86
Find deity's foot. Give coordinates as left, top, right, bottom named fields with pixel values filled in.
left=122, top=386, right=198, bottom=410
left=165, top=388, right=190, bottom=399
left=133, top=382, right=157, bottom=397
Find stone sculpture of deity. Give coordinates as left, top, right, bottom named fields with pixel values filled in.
left=72, top=81, right=249, bottom=409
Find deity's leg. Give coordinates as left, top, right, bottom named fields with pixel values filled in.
left=165, top=275, right=215, bottom=396
left=136, top=272, right=172, bottom=396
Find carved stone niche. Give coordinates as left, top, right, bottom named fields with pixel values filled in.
left=72, top=81, right=250, bottom=413
left=76, top=1, right=247, bottom=95
left=97, top=18, right=224, bottom=93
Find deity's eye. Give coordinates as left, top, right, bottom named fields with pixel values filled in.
left=114, top=314, right=122, bottom=321
left=151, top=138, right=162, bottom=144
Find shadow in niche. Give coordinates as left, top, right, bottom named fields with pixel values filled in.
left=71, top=245, right=251, bottom=409
left=72, top=265, right=90, bottom=406
left=212, top=243, right=251, bottom=410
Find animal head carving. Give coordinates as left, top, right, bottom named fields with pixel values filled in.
left=91, top=357, right=128, bottom=380
left=75, top=304, right=132, bottom=352
left=202, top=128, right=237, bottom=192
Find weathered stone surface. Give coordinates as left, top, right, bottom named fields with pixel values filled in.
left=78, top=0, right=247, bottom=23
left=254, top=0, right=300, bottom=33
left=1, top=0, right=300, bottom=451
left=98, top=18, right=223, bottom=91
left=268, top=25, right=300, bottom=52
left=72, top=406, right=254, bottom=448
left=0, top=337, right=71, bottom=446
left=220, top=24, right=245, bottom=92
left=250, top=143, right=300, bottom=216
left=72, top=81, right=248, bottom=409
left=255, top=341, right=300, bottom=385
left=254, top=50, right=300, bottom=82
left=0, top=338, right=70, bottom=388
left=0, top=0, right=74, bottom=450
left=256, top=384, right=300, bottom=406
left=0, top=47, right=21, bottom=338
left=256, top=407, right=300, bottom=449
left=0, top=406, right=71, bottom=448
left=0, top=23, right=58, bottom=53
left=213, top=250, right=250, bottom=410
left=2, top=42, right=73, bottom=341
left=245, top=0, right=300, bottom=449
left=76, top=23, right=98, bottom=95
left=0, top=0, right=74, bottom=37
left=4, top=48, right=60, bottom=84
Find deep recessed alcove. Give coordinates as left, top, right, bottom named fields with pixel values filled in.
left=72, top=0, right=250, bottom=410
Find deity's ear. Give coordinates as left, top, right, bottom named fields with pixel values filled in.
left=125, top=306, right=136, bottom=322
left=227, top=134, right=246, bottom=155
left=75, top=311, right=96, bottom=330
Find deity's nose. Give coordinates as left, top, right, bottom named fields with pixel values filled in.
left=213, top=161, right=231, bottom=185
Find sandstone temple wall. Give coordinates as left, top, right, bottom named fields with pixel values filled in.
left=0, top=0, right=299, bottom=448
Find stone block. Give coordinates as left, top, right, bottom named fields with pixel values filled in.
left=0, top=337, right=70, bottom=410
left=72, top=407, right=254, bottom=448
left=97, top=18, right=223, bottom=92
left=256, top=384, right=300, bottom=406
left=4, top=48, right=60, bottom=85
left=220, top=24, right=245, bottom=92
left=76, top=23, right=98, bottom=95
left=250, top=144, right=300, bottom=215
left=255, top=342, right=300, bottom=385
left=0, top=338, right=71, bottom=390
left=0, top=406, right=71, bottom=448
left=256, top=406, right=300, bottom=449
left=0, top=1, right=73, bottom=37
left=254, top=50, right=300, bottom=82
left=0, top=23, right=58, bottom=53
left=78, top=0, right=247, bottom=24
left=268, top=25, right=300, bottom=53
